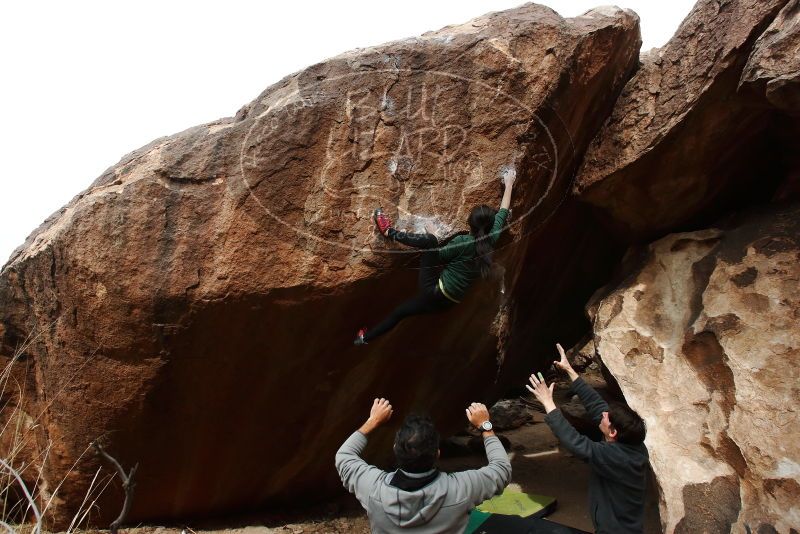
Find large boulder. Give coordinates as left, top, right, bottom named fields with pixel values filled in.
left=574, top=0, right=792, bottom=239
left=0, top=4, right=641, bottom=526
left=587, top=205, right=800, bottom=533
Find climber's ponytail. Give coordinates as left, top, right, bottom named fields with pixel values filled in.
left=468, top=205, right=497, bottom=279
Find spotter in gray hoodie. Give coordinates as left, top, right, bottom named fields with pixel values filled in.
left=336, top=431, right=512, bottom=533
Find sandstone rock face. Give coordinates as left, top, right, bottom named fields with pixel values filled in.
left=741, top=0, right=800, bottom=111
left=587, top=206, right=800, bottom=533
left=574, top=0, right=791, bottom=238
left=0, top=5, right=641, bottom=526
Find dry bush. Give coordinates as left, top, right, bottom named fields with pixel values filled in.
left=1, top=327, right=117, bottom=533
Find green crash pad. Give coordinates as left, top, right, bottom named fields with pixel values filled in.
left=464, top=489, right=558, bottom=534
left=477, top=489, right=557, bottom=517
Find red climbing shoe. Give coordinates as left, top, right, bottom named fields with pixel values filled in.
left=373, top=208, right=393, bottom=236
left=354, top=328, right=368, bottom=345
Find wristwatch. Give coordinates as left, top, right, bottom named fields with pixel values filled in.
left=480, top=420, right=493, bottom=432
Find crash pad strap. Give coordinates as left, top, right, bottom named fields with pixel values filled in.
left=465, top=510, right=591, bottom=534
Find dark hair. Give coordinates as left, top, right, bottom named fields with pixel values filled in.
left=468, top=205, right=498, bottom=279
left=608, top=402, right=646, bottom=445
left=393, top=414, right=440, bottom=473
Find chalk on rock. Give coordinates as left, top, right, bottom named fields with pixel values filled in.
left=500, top=164, right=517, bottom=183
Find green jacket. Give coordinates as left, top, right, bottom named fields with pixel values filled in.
left=437, top=208, right=509, bottom=303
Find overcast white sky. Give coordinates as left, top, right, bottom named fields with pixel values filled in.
left=0, top=0, right=695, bottom=264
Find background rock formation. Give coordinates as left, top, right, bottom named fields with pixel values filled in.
left=575, top=0, right=792, bottom=239
left=741, top=0, right=800, bottom=111
left=587, top=206, right=800, bottom=533
left=0, top=4, right=641, bottom=527
left=573, top=0, right=800, bottom=531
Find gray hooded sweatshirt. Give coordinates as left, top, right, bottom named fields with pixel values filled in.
left=335, top=431, right=512, bottom=533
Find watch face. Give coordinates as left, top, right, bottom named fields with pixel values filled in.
left=481, top=421, right=493, bottom=431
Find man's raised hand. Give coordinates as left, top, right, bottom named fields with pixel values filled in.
left=526, top=372, right=557, bottom=414
left=465, top=402, right=490, bottom=429
left=359, top=398, right=393, bottom=435
left=553, top=343, right=579, bottom=381
left=369, top=398, right=393, bottom=425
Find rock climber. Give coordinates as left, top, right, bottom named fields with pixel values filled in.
left=527, top=343, right=649, bottom=534
left=353, top=169, right=516, bottom=345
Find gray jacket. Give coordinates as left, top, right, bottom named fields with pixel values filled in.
left=335, top=431, right=512, bottom=533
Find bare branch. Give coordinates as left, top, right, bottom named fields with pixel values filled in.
left=0, top=458, right=41, bottom=534
left=92, top=441, right=137, bottom=534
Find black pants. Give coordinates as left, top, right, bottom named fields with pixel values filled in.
left=363, top=230, right=455, bottom=342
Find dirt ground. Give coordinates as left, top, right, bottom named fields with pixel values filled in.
left=55, top=373, right=662, bottom=534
